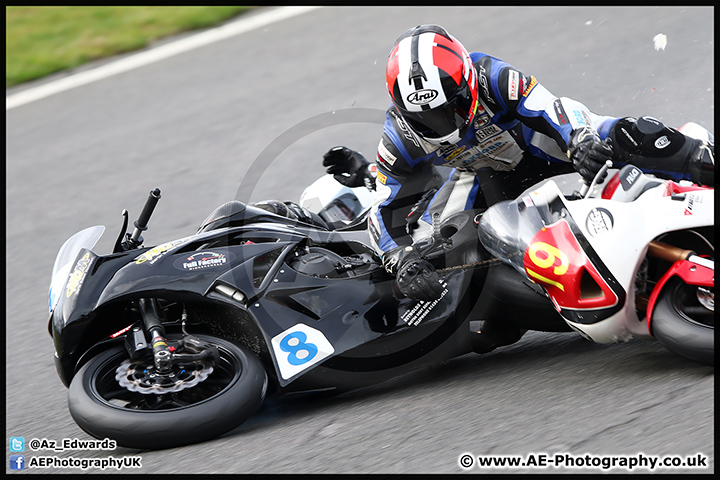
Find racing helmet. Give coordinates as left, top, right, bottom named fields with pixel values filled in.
left=386, top=24, right=479, bottom=145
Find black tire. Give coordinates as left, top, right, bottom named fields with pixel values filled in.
left=68, top=334, right=267, bottom=449
left=651, top=277, right=714, bottom=366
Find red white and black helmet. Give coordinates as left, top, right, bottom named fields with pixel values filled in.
left=386, top=24, right=478, bottom=145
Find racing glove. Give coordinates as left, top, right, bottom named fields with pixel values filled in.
left=382, top=245, right=444, bottom=302
left=322, top=146, right=376, bottom=191
left=568, top=127, right=614, bottom=184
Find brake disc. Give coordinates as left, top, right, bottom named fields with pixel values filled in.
left=697, top=286, right=714, bottom=312
left=115, top=358, right=214, bottom=395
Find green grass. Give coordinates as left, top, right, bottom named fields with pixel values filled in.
left=6, top=6, right=251, bottom=88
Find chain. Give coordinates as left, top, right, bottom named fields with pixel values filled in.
left=436, top=257, right=505, bottom=274
left=435, top=250, right=524, bottom=275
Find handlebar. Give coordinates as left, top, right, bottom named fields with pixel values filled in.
left=578, top=160, right=613, bottom=199
left=136, top=188, right=161, bottom=231
left=127, top=188, right=161, bottom=247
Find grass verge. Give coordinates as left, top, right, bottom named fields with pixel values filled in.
left=6, top=6, right=251, bottom=88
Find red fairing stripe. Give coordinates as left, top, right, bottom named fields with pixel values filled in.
left=662, top=181, right=713, bottom=196
left=602, top=172, right=622, bottom=199
left=646, top=259, right=714, bottom=334
left=604, top=176, right=712, bottom=200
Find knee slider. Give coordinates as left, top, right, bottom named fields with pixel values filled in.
left=610, top=116, right=686, bottom=161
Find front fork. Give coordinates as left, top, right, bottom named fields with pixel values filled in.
left=138, top=298, right=173, bottom=372
left=128, top=298, right=219, bottom=372
left=636, top=240, right=714, bottom=312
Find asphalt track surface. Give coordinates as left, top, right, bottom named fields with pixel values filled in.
left=6, top=6, right=714, bottom=474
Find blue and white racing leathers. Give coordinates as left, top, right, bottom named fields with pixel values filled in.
left=368, top=51, right=619, bottom=255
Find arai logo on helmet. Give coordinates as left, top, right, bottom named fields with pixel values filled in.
left=406, top=89, right=438, bottom=105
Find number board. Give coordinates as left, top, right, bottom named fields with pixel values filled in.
left=270, top=324, right=335, bottom=380
left=523, top=219, right=617, bottom=310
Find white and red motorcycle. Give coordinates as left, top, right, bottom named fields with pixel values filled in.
left=477, top=123, right=714, bottom=366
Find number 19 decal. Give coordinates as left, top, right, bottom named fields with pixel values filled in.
left=525, top=241, right=569, bottom=291
left=271, top=324, right=335, bottom=380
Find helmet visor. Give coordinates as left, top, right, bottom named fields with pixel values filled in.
left=402, top=81, right=475, bottom=139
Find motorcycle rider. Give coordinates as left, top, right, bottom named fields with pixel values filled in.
left=323, top=24, right=715, bottom=310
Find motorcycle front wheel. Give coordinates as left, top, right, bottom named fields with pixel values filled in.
left=651, top=277, right=714, bottom=366
left=68, top=334, right=267, bottom=450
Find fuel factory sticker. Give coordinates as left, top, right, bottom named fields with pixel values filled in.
left=174, top=251, right=236, bottom=271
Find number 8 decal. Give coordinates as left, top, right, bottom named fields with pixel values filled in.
left=279, top=331, right=318, bottom=366
left=271, top=323, right=335, bottom=380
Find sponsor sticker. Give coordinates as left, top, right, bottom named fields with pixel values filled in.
left=134, top=239, right=186, bottom=265
left=581, top=110, right=592, bottom=127
left=446, top=146, right=466, bottom=161
left=400, top=280, right=449, bottom=326
left=522, top=76, right=537, bottom=97
left=173, top=251, right=235, bottom=271
left=478, top=137, right=501, bottom=149
left=573, top=110, right=587, bottom=126
left=553, top=99, right=569, bottom=124
left=66, top=252, right=92, bottom=298
left=585, top=208, right=614, bottom=236
left=271, top=323, right=335, bottom=380
left=475, top=124, right=502, bottom=142
left=508, top=70, right=520, bottom=100
left=684, top=193, right=703, bottom=215
left=620, top=166, right=642, bottom=191
left=474, top=112, right=491, bottom=129
left=377, top=140, right=397, bottom=165
left=377, top=171, right=388, bottom=185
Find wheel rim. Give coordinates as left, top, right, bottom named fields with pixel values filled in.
left=89, top=342, right=243, bottom=411
left=671, top=282, right=714, bottom=329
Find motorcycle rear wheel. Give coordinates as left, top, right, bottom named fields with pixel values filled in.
left=68, top=334, right=267, bottom=449
left=651, top=277, right=714, bottom=366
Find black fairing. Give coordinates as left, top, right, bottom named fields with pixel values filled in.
left=50, top=208, right=493, bottom=391
left=197, top=201, right=327, bottom=233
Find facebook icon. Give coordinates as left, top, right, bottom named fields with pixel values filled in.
left=10, top=455, right=25, bottom=470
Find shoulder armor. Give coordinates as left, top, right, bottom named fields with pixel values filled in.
left=474, top=54, right=531, bottom=113
left=474, top=55, right=497, bottom=106
left=378, top=108, right=433, bottom=174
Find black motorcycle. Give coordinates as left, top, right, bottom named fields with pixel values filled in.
left=48, top=183, right=564, bottom=450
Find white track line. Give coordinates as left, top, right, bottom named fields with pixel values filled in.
left=6, top=6, right=320, bottom=110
